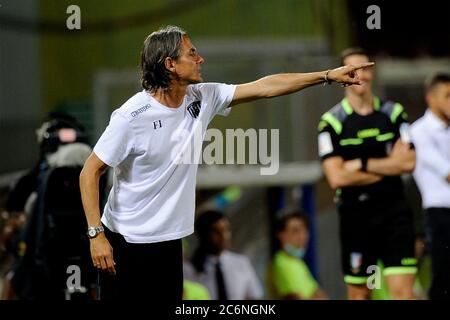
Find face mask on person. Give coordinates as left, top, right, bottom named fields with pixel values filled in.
left=284, top=244, right=306, bottom=259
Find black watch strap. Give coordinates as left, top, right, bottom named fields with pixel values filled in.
left=361, top=157, right=368, bottom=172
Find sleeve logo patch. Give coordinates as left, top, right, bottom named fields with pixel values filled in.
left=187, top=101, right=202, bottom=119
left=318, top=132, right=333, bottom=157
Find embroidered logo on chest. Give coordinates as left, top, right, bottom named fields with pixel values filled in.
left=187, top=101, right=201, bottom=119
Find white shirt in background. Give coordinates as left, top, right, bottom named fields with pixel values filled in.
left=410, top=110, right=450, bottom=209
left=184, top=250, right=263, bottom=300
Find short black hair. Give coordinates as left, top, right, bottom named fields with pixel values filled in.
left=274, top=208, right=309, bottom=234
left=425, top=72, right=450, bottom=93
left=140, top=25, right=187, bottom=92
left=195, top=209, right=226, bottom=240
left=340, top=47, right=369, bottom=65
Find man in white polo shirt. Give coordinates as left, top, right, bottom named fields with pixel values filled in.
left=410, top=73, right=450, bottom=300
left=79, top=25, right=374, bottom=300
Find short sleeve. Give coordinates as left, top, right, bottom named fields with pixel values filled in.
left=392, top=103, right=409, bottom=127
left=93, top=111, right=135, bottom=167
left=191, top=83, right=236, bottom=118
left=317, top=116, right=341, bottom=161
left=391, top=103, right=411, bottom=143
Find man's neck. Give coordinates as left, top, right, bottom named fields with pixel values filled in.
left=151, top=83, right=188, bottom=108
left=207, top=250, right=225, bottom=260
left=346, top=91, right=374, bottom=115
left=429, top=107, right=450, bottom=127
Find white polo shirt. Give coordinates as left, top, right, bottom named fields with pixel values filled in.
left=94, top=83, right=236, bottom=243
left=410, top=110, right=450, bottom=209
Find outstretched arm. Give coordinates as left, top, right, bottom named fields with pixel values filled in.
left=230, top=63, right=374, bottom=106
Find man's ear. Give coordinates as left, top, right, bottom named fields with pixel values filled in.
left=164, top=57, right=176, bottom=73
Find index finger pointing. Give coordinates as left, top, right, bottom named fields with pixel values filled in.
left=352, top=62, right=375, bottom=70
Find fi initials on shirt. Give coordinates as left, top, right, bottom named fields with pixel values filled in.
left=153, top=120, right=162, bottom=129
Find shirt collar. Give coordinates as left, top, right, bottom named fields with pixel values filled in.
left=206, top=251, right=228, bottom=264
left=424, top=109, right=448, bottom=131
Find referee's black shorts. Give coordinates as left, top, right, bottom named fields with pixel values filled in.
left=337, top=194, right=417, bottom=285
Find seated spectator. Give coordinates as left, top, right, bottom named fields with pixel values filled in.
left=184, top=210, right=263, bottom=300
left=268, top=209, right=327, bottom=300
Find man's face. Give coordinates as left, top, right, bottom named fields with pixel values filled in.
left=427, top=83, right=450, bottom=121
left=207, top=218, right=231, bottom=254
left=343, top=54, right=374, bottom=96
left=278, top=218, right=309, bottom=249
left=172, top=36, right=204, bottom=84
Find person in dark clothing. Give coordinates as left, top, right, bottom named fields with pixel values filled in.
left=318, top=48, right=417, bottom=300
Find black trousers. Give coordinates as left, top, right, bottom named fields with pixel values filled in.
left=98, top=226, right=183, bottom=301
left=426, top=208, right=450, bottom=300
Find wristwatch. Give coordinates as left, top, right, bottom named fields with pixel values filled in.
left=87, top=226, right=104, bottom=239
